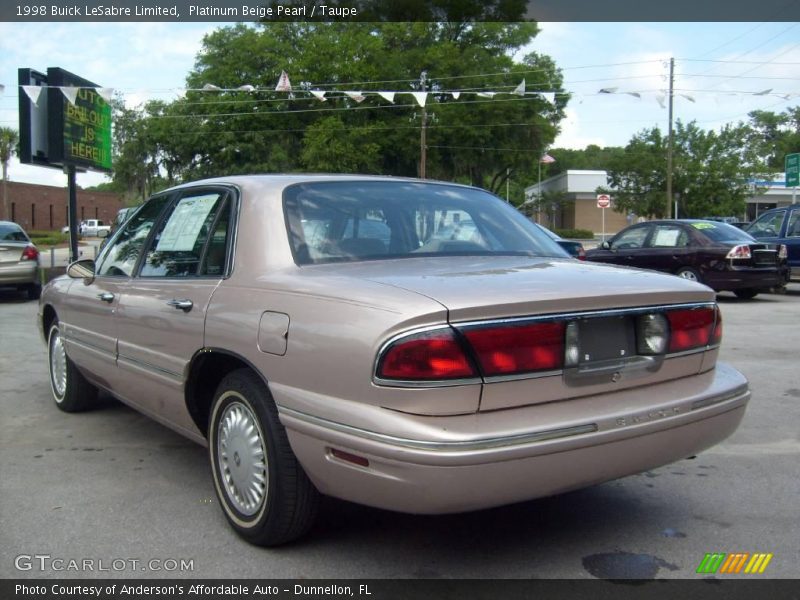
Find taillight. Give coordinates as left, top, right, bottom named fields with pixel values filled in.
left=726, top=244, right=751, bottom=259
left=577, top=246, right=586, bottom=261
left=778, top=244, right=788, bottom=259
left=21, top=245, right=39, bottom=261
left=666, top=307, right=715, bottom=352
left=377, top=329, right=476, bottom=381
left=712, top=305, right=723, bottom=345
left=462, top=322, right=565, bottom=376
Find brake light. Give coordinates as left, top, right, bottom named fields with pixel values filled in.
left=666, top=307, right=715, bottom=352
left=21, top=245, right=39, bottom=261
left=462, top=322, right=565, bottom=376
left=712, top=306, right=723, bottom=345
left=577, top=246, right=586, bottom=261
left=726, top=245, right=751, bottom=259
left=377, top=329, right=476, bottom=381
left=779, top=244, right=787, bottom=259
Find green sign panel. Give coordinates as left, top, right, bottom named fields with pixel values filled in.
left=786, top=153, right=799, bottom=188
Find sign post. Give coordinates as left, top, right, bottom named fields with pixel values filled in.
left=786, top=153, right=799, bottom=205
left=597, top=194, right=611, bottom=241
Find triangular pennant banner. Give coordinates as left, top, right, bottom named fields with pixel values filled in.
left=625, top=92, right=641, bottom=99
left=97, top=87, right=114, bottom=102
left=451, top=92, right=461, bottom=100
left=345, top=91, right=366, bottom=103
left=202, top=83, right=221, bottom=91
left=0, top=84, right=5, bottom=95
left=513, top=79, right=525, bottom=96
left=598, top=87, right=618, bottom=94
left=60, top=86, right=80, bottom=105
left=477, top=92, right=496, bottom=98
left=377, top=91, right=395, bottom=103
left=21, top=85, right=42, bottom=105
left=540, top=92, right=556, bottom=105
left=655, top=94, right=666, bottom=109
left=237, top=84, right=255, bottom=92
left=754, top=89, right=772, bottom=96
left=310, top=90, right=327, bottom=102
left=679, top=93, right=695, bottom=103
left=411, top=92, right=427, bottom=107
left=275, top=70, right=292, bottom=92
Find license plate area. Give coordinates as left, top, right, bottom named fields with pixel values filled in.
left=577, top=315, right=636, bottom=364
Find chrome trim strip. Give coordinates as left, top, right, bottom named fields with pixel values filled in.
left=117, top=354, right=183, bottom=381
left=691, top=384, right=749, bottom=411
left=278, top=406, right=598, bottom=452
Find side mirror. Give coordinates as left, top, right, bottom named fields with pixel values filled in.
left=601, top=241, right=611, bottom=250
left=67, top=259, right=96, bottom=282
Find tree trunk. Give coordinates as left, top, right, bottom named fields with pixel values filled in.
left=2, top=161, right=8, bottom=222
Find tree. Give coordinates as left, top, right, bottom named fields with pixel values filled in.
left=0, top=126, right=19, bottom=221
left=604, top=121, right=768, bottom=219
left=109, top=21, right=566, bottom=196
left=746, top=107, right=800, bottom=171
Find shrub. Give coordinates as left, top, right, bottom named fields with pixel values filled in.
left=28, top=231, right=70, bottom=247
left=554, top=228, right=595, bottom=240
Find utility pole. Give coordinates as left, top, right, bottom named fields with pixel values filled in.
left=666, top=57, right=674, bottom=219
left=419, top=70, right=428, bottom=179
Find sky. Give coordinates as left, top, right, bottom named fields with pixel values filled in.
left=1, top=20, right=798, bottom=189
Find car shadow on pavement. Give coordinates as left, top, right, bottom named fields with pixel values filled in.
left=0, top=288, right=32, bottom=304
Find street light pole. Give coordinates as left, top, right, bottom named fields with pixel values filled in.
left=666, top=57, right=674, bottom=219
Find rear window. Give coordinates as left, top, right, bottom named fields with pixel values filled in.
left=691, top=221, right=754, bottom=243
left=0, top=223, right=29, bottom=242
left=283, top=181, right=567, bottom=265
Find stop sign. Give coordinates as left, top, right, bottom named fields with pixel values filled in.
left=597, top=194, right=611, bottom=208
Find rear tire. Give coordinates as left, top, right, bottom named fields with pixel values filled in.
left=733, top=288, right=759, bottom=300
left=208, top=369, right=319, bottom=546
left=47, top=322, right=98, bottom=412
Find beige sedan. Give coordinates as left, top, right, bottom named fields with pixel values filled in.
left=38, top=175, right=750, bottom=546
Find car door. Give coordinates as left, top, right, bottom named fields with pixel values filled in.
left=590, top=223, right=653, bottom=267
left=782, top=208, right=800, bottom=273
left=59, top=196, right=172, bottom=387
left=643, top=223, right=694, bottom=274
left=112, top=188, right=234, bottom=435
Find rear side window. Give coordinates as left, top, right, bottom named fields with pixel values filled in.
left=693, top=221, right=754, bottom=242
left=283, top=181, right=565, bottom=265
left=0, top=224, right=29, bottom=242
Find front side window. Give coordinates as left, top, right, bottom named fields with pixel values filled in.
left=610, top=225, right=650, bottom=250
left=786, top=210, right=800, bottom=237
left=747, top=211, right=785, bottom=238
left=284, top=181, right=566, bottom=265
left=97, top=196, right=170, bottom=277
left=140, top=191, right=228, bottom=278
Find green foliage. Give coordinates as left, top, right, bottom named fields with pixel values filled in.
left=28, top=231, right=69, bottom=246
left=603, top=121, right=770, bottom=219
left=109, top=22, right=566, bottom=196
left=554, top=228, right=594, bottom=240
left=746, top=107, right=800, bottom=171
left=548, top=145, right=626, bottom=176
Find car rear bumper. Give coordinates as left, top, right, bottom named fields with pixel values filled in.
left=275, top=362, right=749, bottom=514
left=704, top=268, right=783, bottom=291
left=0, top=262, right=38, bottom=286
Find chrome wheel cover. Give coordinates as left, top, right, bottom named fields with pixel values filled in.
left=216, top=396, right=268, bottom=517
left=678, top=270, right=698, bottom=281
left=49, top=327, right=68, bottom=401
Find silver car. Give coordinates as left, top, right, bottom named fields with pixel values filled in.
left=0, top=221, right=40, bottom=299
left=38, top=175, right=750, bottom=546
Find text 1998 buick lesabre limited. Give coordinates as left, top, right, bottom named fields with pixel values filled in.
left=39, top=175, right=750, bottom=546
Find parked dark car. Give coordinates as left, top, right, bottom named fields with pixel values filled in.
left=585, top=219, right=787, bottom=299
left=744, top=205, right=800, bottom=280
left=531, top=222, right=586, bottom=260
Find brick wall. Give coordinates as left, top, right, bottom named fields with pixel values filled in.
left=0, top=181, right=125, bottom=231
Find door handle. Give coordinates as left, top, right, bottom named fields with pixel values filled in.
left=97, top=292, right=114, bottom=303
left=167, top=299, right=194, bottom=312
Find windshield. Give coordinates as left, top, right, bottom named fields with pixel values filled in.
left=691, top=221, right=755, bottom=243
left=0, top=223, right=29, bottom=242
left=283, top=181, right=568, bottom=265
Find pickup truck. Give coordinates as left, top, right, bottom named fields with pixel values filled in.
left=79, top=219, right=111, bottom=238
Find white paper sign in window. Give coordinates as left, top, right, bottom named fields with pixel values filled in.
left=653, top=228, right=681, bottom=247
left=157, top=194, right=219, bottom=252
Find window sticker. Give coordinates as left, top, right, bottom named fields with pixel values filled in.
left=157, top=194, right=219, bottom=252
left=653, top=229, right=681, bottom=246
left=691, top=222, right=715, bottom=230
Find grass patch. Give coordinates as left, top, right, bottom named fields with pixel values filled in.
left=28, top=231, right=70, bottom=247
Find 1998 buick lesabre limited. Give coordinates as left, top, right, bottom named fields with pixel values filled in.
left=39, top=175, right=750, bottom=545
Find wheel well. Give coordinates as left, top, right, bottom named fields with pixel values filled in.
left=42, top=305, right=57, bottom=338
left=185, top=351, right=263, bottom=437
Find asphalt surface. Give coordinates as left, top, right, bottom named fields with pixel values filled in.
left=1, top=284, right=798, bottom=580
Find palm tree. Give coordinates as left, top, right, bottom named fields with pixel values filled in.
left=0, top=127, right=20, bottom=221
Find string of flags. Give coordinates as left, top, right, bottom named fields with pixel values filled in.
left=14, top=69, right=797, bottom=110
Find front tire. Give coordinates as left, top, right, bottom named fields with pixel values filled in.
left=47, top=322, right=97, bottom=412
left=208, top=369, right=319, bottom=546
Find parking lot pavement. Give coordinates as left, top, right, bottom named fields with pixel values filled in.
left=1, top=285, right=798, bottom=579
